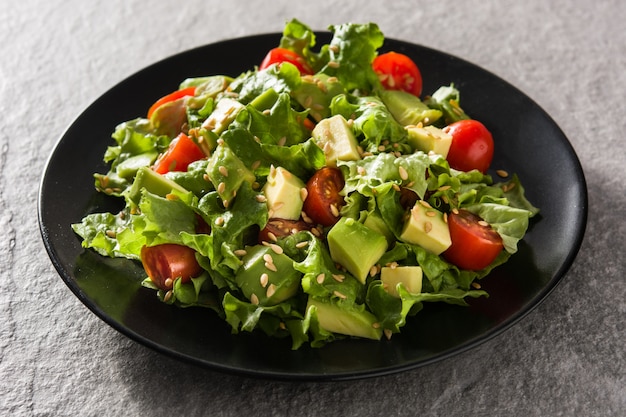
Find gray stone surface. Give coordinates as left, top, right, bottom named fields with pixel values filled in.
left=1, top=0, right=624, bottom=415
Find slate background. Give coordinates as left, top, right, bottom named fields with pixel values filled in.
left=1, top=0, right=624, bottom=415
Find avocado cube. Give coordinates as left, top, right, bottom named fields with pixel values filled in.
left=307, top=297, right=382, bottom=340
left=399, top=202, right=451, bottom=255
left=312, top=115, right=361, bottom=167
left=235, top=245, right=301, bottom=306
left=125, top=166, right=189, bottom=204
left=201, top=97, right=244, bottom=135
left=327, top=217, right=388, bottom=284
left=262, top=166, right=306, bottom=220
left=380, top=265, right=423, bottom=298
left=406, top=125, right=453, bottom=158
left=380, top=89, right=442, bottom=126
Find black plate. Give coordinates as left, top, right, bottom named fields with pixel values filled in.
left=38, top=33, right=587, bottom=381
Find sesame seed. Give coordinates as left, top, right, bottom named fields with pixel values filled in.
left=222, top=199, right=229, bottom=208
left=378, top=145, right=386, bottom=152
left=278, top=136, right=287, bottom=146
left=327, top=61, right=340, bottom=68
left=256, top=194, right=267, bottom=203
left=330, top=203, right=339, bottom=217
left=329, top=44, right=340, bottom=53
left=332, top=273, right=345, bottom=282
left=251, top=160, right=261, bottom=170
left=424, top=221, right=432, bottom=233
left=265, top=262, right=278, bottom=272
left=316, top=273, right=325, bottom=284
left=250, top=293, right=259, bottom=305
left=295, top=241, right=309, bottom=249
left=357, top=166, right=367, bottom=176
left=105, top=230, right=116, bottom=238
left=472, top=282, right=482, bottom=289
left=327, top=76, right=339, bottom=83
left=398, top=166, right=409, bottom=180
left=452, top=208, right=460, bottom=214
left=217, top=182, right=226, bottom=194
left=300, top=188, right=308, bottom=202
left=267, top=231, right=278, bottom=242
left=164, top=278, right=173, bottom=289
left=392, top=183, right=401, bottom=192
left=496, top=169, right=509, bottom=178
left=218, top=165, right=229, bottom=177
left=426, top=210, right=436, bottom=217
left=301, top=211, right=314, bottom=224
left=438, top=185, right=451, bottom=191
left=262, top=109, right=271, bottom=116
left=215, top=216, right=224, bottom=226
left=419, top=200, right=432, bottom=208
left=269, top=243, right=283, bottom=255
left=384, top=329, right=393, bottom=340
left=263, top=253, right=273, bottom=263
left=478, top=220, right=489, bottom=227
left=304, top=96, right=313, bottom=108
left=234, top=249, right=247, bottom=257
left=443, top=212, right=448, bottom=223
left=311, top=227, right=321, bottom=237
left=372, top=322, right=381, bottom=329
left=217, top=138, right=225, bottom=146
left=316, top=81, right=328, bottom=93
left=203, top=174, right=210, bottom=182
left=370, top=265, right=379, bottom=277
left=333, top=290, right=347, bottom=299
left=266, top=284, right=277, bottom=298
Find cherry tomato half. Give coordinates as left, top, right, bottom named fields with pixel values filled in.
left=141, top=244, right=203, bottom=290
left=259, top=47, right=313, bottom=75
left=372, top=52, right=423, bottom=97
left=147, top=86, right=196, bottom=119
left=302, top=167, right=345, bottom=227
left=443, top=119, right=494, bottom=173
left=258, top=218, right=312, bottom=243
left=443, top=209, right=504, bottom=271
left=153, top=132, right=206, bottom=174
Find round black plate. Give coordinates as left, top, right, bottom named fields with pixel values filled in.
left=38, top=33, right=587, bottom=381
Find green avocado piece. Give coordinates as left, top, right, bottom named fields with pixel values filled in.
left=206, top=141, right=255, bottom=208
left=312, top=114, right=361, bottom=167
left=362, top=210, right=395, bottom=246
left=399, top=202, right=451, bottom=255
left=292, top=73, right=345, bottom=121
left=201, top=97, right=244, bottom=135
left=380, top=265, right=423, bottom=298
left=327, top=217, right=388, bottom=284
left=380, top=89, right=442, bottom=126
left=406, top=124, right=453, bottom=157
left=307, top=297, right=382, bottom=340
left=235, top=245, right=301, bottom=306
left=125, top=166, right=188, bottom=205
left=262, top=166, right=306, bottom=220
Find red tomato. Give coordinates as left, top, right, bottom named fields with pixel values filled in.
left=443, top=209, right=504, bottom=270
left=259, top=47, right=314, bottom=75
left=372, top=52, right=423, bottom=97
left=443, top=119, right=494, bottom=173
left=147, top=86, right=196, bottom=119
left=153, top=132, right=206, bottom=174
left=140, top=244, right=203, bottom=290
left=258, top=218, right=312, bottom=243
left=302, top=167, right=345, bottom=227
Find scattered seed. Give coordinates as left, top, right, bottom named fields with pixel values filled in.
left=452, top=208, right=460, bottom=214
left=266, top=284, right=277, bottom=298
left=164, top=278, right=173, bottom=289
left=327, top=76, right=339, bottom=83
left=251, top=160, right=261, bottom=170
left=250, top=293, right=260, bottom=305
left=262, top=109, right=271, bottom=116
left=311, top=227, right=321, bottom=237
left=478, top=220, right=490, bottom=227
left=397, top=166, right=408, bottom=181
left=370, top=265, right=379, bottom=277
left=357, top=166, right=367, bottom=176
left=330, top=203, right=339, bottom=217
left=392, top=183, right=401, bottom=192
left=105, top=230, right=117, bottom=238
left=332, top=273, right=345, bottom=283
left=217, top=182, right=226, bottom=194
left=426, top=210, right=437, bottom=217
left=267, top=232, right=278, bottom=242
left=234, top=249, right=247, bottom=257
left=424, top=221, right=433, bottom=233
left=333, top=290, right=347, bottom=299
left=384, top=329, right=393, bottom=340
left=203, top=173, right=211, bottom=182
left=443, top=212, right=448, bottom=223
left=304, top=95, right=313, bottom=108
left=164, top=290, right=173, bottom=302
left=296, top=241, right=309, bottom=249
left=327, top=60, right=340, bottom=68
left=438, top=185, right=451, bottom=191
left=316, top=273, right=325, bottom=284
left=218, top=165, right=229, bottom=177
left=278, top=136, right=287, bottom=146
left=165, top=193, right=179, bottom=201
left=372, top=322, right=381, bottom=329
left=419, top=200, right=432, bottom=208
left=215, top=216, right=225, bottom=226
left=256, top=194, right=267, bottom=203
left=472, top=282, right=482, bottom=289
left=316, top=80, right=328, bottom=93
left=300, top=188, right=308, bottom=202
left=301, top=211, right=314, bottom=224
left=269, top=243, right=283, bottom=255
left=329, top=44, right=340, bottom=53
left=265, top=261, right=277, bottom=272
left=496, top=169, right=509, bottom=178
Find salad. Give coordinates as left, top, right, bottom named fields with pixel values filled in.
left=72, top=19, right=539, bottom=349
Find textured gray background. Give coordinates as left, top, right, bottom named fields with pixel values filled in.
left=1, top=0, right=625, bottom=415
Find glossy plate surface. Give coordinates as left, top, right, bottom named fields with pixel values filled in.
left=38, top=33, right=587, bottom=381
